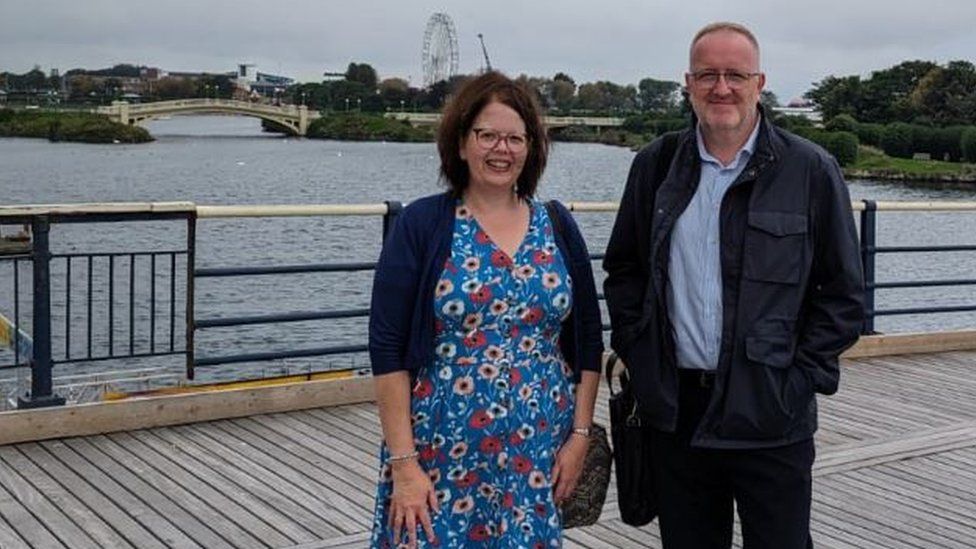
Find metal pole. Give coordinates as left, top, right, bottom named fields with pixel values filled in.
left=185, top=213, right=197, bottom=379
left=382, top=201, right=403, bottom=241
left=859, top=200, right=877, bottom=335
left=18, top=216, right=65, bottom=408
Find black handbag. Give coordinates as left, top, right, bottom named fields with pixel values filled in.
left=561, top=422, right=612, bottom=528
left=607, top=352, right=658, bottom=526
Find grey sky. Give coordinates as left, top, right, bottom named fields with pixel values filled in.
left=3, top=0, right=975, bottom=102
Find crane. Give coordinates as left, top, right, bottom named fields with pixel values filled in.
left=477, top=33, right=493, bottom=72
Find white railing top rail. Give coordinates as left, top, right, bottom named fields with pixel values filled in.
left=3, top=200, right=976, bottom=219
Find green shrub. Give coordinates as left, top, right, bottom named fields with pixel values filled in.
left=855, top=123, right=883, bottom=147
left=962, top=127, right=976, bottom=163
left=825, top=114, right=858, bottom=133
left=826, top=131, right=859, bottom=166
left=881, top=122, right=915, bottom=159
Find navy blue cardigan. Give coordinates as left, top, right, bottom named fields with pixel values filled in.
left=368, top=192, right=604, bottom=382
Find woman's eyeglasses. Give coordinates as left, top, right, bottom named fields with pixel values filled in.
left=471, top=128, right=529, bottom=152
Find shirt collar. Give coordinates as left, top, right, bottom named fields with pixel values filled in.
left=695, top=116, right=761, bottom=169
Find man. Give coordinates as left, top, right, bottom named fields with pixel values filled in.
left=603, top=22, right=864, bottom=549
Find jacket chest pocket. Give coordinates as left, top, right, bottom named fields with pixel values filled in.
left=742, top=211, right=807, bottom=284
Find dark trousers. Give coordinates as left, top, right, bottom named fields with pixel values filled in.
left=650, top=369, right=815, bottom=549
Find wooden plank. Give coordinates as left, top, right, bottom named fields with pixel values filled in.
left=246, top=414, right=377, bottom=479
left=0, top=446, right=134, bottom=548
left=843, top=330, right=976, bottom=358
left=0, top=376, right=374, bottom=446
left=0, top=449, right=99, bottom=548
left=130, top=428, right=321, bottom=544
left=15, top=443, right=168, bottom=549
left=60, top=437, right=234, bottom=549
left=0, top=513, right=29, bottom=549
left=90, top=433, right=269, bottom=549
left=197, top=419, right=373, bottom=526
left=37, top=439, right=203, bottom=549
left=0, top=480, right=66, bottom=548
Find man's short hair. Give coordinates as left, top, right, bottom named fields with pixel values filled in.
left=689, top=22, right=760, bottom=68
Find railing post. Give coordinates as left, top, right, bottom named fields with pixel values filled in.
left=185, top=212, right=197, bottom=380
left=859, top=200, right=877, bottom=335
left=18, top=216, right=65, bottom=408
left=382, top=201, right=403, bottom=241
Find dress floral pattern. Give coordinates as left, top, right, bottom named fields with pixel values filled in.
left=372, top=200, right=576, bottom=548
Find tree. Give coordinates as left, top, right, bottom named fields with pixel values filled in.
left=760, top=89, right=780, bottom=110
left=550, top=78, right=576, bottom=113
left=805, top=75, right=862, bottom=120
left=910, top=61, right=976, bottom=126
left=858, top=60, right=936, bottom=123
left=345, top=63, right=378, bottom=91
left=637, top=78, right=680, bottom=113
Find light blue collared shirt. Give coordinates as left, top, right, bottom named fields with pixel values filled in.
left=667, top=121, right=760, bottom=370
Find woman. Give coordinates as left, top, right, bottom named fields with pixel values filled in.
left=369, top=71, right=603, bottom=548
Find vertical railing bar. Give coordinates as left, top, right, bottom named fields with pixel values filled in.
left=65, top=257, right=71, bottom=360
left=150, top=253, right=156, bottom=354
left=87, top=255, right=93, bottom=359
left=129, top=254, right=135, bottom=356
left=170, top=253, right=176, bottom=353
left=185, top=214, right=197, bottom=380
left=18, top=216, right=64, bottom=408
left=108, top=255, right=115, bottom=356
left=859, top=200, right=877, bottom=335
left=13, top=259, right=20, bottom=366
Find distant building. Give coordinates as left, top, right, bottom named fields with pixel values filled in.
left=772, top=105, right=823, bottom=123
left=233, top=64, right=294, bottom=98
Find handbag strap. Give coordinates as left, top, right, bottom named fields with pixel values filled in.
left=605, top=351, right=629, bottom=396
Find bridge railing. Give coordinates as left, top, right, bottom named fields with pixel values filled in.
left=2, top=199, right=976, bottom=408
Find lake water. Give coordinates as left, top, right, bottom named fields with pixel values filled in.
left=1, top=115, right=975, bottom=389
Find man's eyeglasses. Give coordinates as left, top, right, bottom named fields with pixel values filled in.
left=688, top=69, right=761, bottom=89
left=471, top=128, right=529, bottom=152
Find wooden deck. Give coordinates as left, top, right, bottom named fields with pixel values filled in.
left=0, top=351, right=974, bottom=548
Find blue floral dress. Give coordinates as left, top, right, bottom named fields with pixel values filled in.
left=371, top=200, right=576, bottom=548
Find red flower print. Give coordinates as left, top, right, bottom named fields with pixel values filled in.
left=443, top=259, right=457, bottom=273
left=469, top=285, right=492, bottom=303
left=502, top=492, right=514, bottom=508
left=535, top=502, right=548, bottom=517
left=468, top=524, right=490, bottom=542
left=463, top=330, right=487, bottom=348
left=511, top=455, right=533, bottom=474
left=412, top=379, right=433, bottom=399
left=521, top=307, right=544, bottom=324
left=532, top=250, right=553, bottom=265
left=509, top=432, right=524, bottom=446
left=479, top=436, right=502, bottom=454
left=475, top=230, right=491, bottom=244
left=419, top=445, right=438, bottom=462
left=491, top=250, right=513, bottom=269
left=557, top=394, right=570, bottom=410
left=455, top=470, right=479, bottom=488
left=537, top=418, right=548, bottom=431
left=509, top=368, right=523, bottom=385
left=469, top=409, right=493, bottom=429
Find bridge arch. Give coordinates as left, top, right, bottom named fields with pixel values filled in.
left=98, top=99, right=319, bottom=136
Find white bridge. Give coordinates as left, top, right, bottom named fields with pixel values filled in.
left=97, top=99, right=320, bottom=136
left=97, top=99, right=625, bottom=137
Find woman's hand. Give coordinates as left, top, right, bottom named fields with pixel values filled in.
left=552, top=434, right=590, bottom=505
left=389, top=459, right=440, bottom=548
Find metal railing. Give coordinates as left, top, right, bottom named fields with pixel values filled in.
left=2, top=199, right=975, bottom=409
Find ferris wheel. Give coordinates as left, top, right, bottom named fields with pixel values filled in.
left=421, top=13, right=459, bottom=87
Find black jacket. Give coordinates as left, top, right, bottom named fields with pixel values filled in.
left=603, top=111, right=865, bottom=448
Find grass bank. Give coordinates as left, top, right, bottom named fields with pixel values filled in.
left=845, top=147, right=976, bottom=183
left=0, top=109, right=153, bottom=144
left=305, top=112, right=433, bottom=142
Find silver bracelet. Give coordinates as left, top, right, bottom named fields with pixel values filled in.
left=387, top=450, right=419, bottom=464
left=571, top=426, right=591, bottom=438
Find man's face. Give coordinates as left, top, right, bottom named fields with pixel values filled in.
left=686, top=30, right=765, bottom=137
